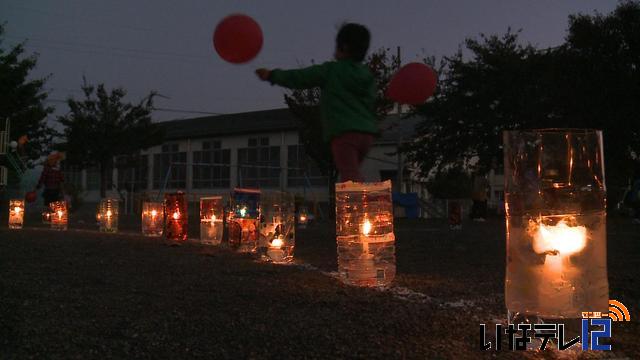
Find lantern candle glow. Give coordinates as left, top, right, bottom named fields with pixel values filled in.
left=49, top=201, right=68, bottom=231
left=259, top=191, right=295, bottom=263
left=335, top=180, right=395, bottom=287
left=98, top=198, right=119, bottom=233
left=503, top=129, right=608, bottom=322
left=200, top=196, right=223, bottom=245
left=297, top=205, right=309, bottom=229
left=164, top=192, right=187, bottom=242
left=142, top=201, right=163, bottom=237
left=8, top=199, right=25, bottom=229
left=228, top=188, right=260, bottom=253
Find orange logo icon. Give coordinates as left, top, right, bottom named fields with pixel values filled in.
left=606, top=300, right=630, bottom=322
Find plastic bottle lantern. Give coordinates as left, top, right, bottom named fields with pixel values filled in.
left=141, top=201, right=164, bottom=237
left=503, top=129, right=609, bottom=323
left=200, top=196, right=224, bottom=245
left=42, top=210, right=52, bottom=224
left=49, top=200, right=68, bottom=231
left=228, top=188, right=260, bottom=252
left=8, top=199, right=25, bottom=229
left=98, top=198, right=119, bottom=233
left=259, top=191, right=295, bottom=263
left=297, top=205, right=309, bottom=229
left=164, top=192, right=188, bottom=242
left=335, top=180, right=396, bottom=287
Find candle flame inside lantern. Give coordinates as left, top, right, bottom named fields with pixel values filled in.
left=172, top=211, right=180, bottom=220
left=240, top=207, right=247, bottom=217
left=106, top=210, right=112, bottom=218
left=151, top=210, right=158, bottom=217
left=532, top=219, right=587, bottom=271
left=14, top=206, right=22, bottom=214
left=57, top=210, right=64, bottom=219
left=362, top=219, right=372, bottom=236
left=271, top=237, right=284, bottom=248
left=211, top=214, right=216, bottom=222
left=299, top=215, right=307, bottom=222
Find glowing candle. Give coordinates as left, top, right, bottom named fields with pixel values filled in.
left=8, top=199, right=25, bottom=229
left=50, top=201, right=68, bottom=231
left=164, top=192, right=187, bottom=242
left=98, top=198, right=118, bottom=233
left=142, top=201, right=163, bottom=237
left=200, top=196, right=223, bottom=245
left=532, top=218, right=587, bottom=315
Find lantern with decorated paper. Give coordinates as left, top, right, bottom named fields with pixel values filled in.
left=8, top=199, right=25, bottom=229
left=164, top=192, right=188, bottom=242
left=503, top=129, right=609, bottom=323
left=259, top=191, right=295, bottom=263
left=49, top=200, right=68, bottom=231
left=335, top=180, right=395, bottom=287
left=200, top=196, right=224, bottom=245
left=227, top=188, right=260, bottom=252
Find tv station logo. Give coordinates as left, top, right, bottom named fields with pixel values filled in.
left=480, top=300, right=630, bottom=351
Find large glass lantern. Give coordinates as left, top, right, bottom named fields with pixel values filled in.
left=49, top=200, right=68, bottom=231
left=227, top=188, right=260, bottom=252
left=503, top=129, right=608, bottom=322
left=98, top=198, right=119, bottom=233
left=8, top=199, right=25, bottom=229
left=259, top=191, right=295, bottom=263
left=200, top=196, right=224, bottom=245
left=164, top=192, right=188, bottom=242
left=141, top=201, right=163, bottom=237
left=335, top=180, right=395, bottom=287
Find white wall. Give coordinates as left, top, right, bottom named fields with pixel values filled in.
left=73, top=130, right=413, bottom=203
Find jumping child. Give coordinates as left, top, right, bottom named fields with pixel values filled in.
left=256, top=23, right=377, bottom=182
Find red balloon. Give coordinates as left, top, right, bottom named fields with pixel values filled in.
left=213, top=14, right=263, bottom=64
left=386, top=63, right=437, bottom=105
left=26, top=191, right=37, bottom=203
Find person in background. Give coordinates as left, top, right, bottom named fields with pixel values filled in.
left=470, top=174, right=489, bottom=221
left=36, top=153, right=65, bottom=207
left=255, top=23, right=377, bottom=182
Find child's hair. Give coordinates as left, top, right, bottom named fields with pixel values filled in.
left=336, top=23, right=370, bottom=62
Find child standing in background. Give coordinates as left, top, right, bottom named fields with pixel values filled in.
left=256, top=23, right=377, bottom=182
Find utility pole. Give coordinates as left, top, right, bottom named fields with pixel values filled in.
left=396, top=46, right=404, bottom=194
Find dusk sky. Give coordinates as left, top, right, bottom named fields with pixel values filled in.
left=1, top=0, right=618, bottom=122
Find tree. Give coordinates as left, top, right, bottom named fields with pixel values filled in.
left=405, top=29, right=551, bottom=178
left=0, top=23, right=54, bottom=164
left=406, top=1, right=640, bottom=202
left=283, top=48, right=399, bottom=202
left=58, top=79, right=164, bottom=197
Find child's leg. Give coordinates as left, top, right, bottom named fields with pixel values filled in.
left=331, top=133, right=374, bottom=182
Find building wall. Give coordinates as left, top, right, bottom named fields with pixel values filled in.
left=74, top=130, right=405, bottom=203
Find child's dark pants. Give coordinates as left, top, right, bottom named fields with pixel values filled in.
left=331, top=132, right=374, bottom=182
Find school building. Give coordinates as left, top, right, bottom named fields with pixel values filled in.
left=63, top=108, right=425, bottom=201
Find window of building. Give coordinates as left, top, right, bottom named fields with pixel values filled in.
left=192, top=140, right=231, bottom=188
left=287, top=145, right=328, bottom=187
left=153, top=143, right=186, bottom=189
left=116, top=154, right=149, bottom=191
left=237, top=137, right=280, bottom=188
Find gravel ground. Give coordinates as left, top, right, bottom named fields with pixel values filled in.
left=0, top=214, right=638, bottom=359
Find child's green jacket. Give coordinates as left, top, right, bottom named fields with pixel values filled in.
left=269, top=59, right=378, bottom=142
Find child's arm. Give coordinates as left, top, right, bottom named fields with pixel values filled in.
left=256, top=63, right=331, bottom=89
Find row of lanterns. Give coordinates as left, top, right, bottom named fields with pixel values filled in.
left=4, top=129, right=610, bottom=321
left=7, top=188, right=304, bottom=264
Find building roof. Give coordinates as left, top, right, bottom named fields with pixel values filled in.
left=158, top=108, right=420, bottom=143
